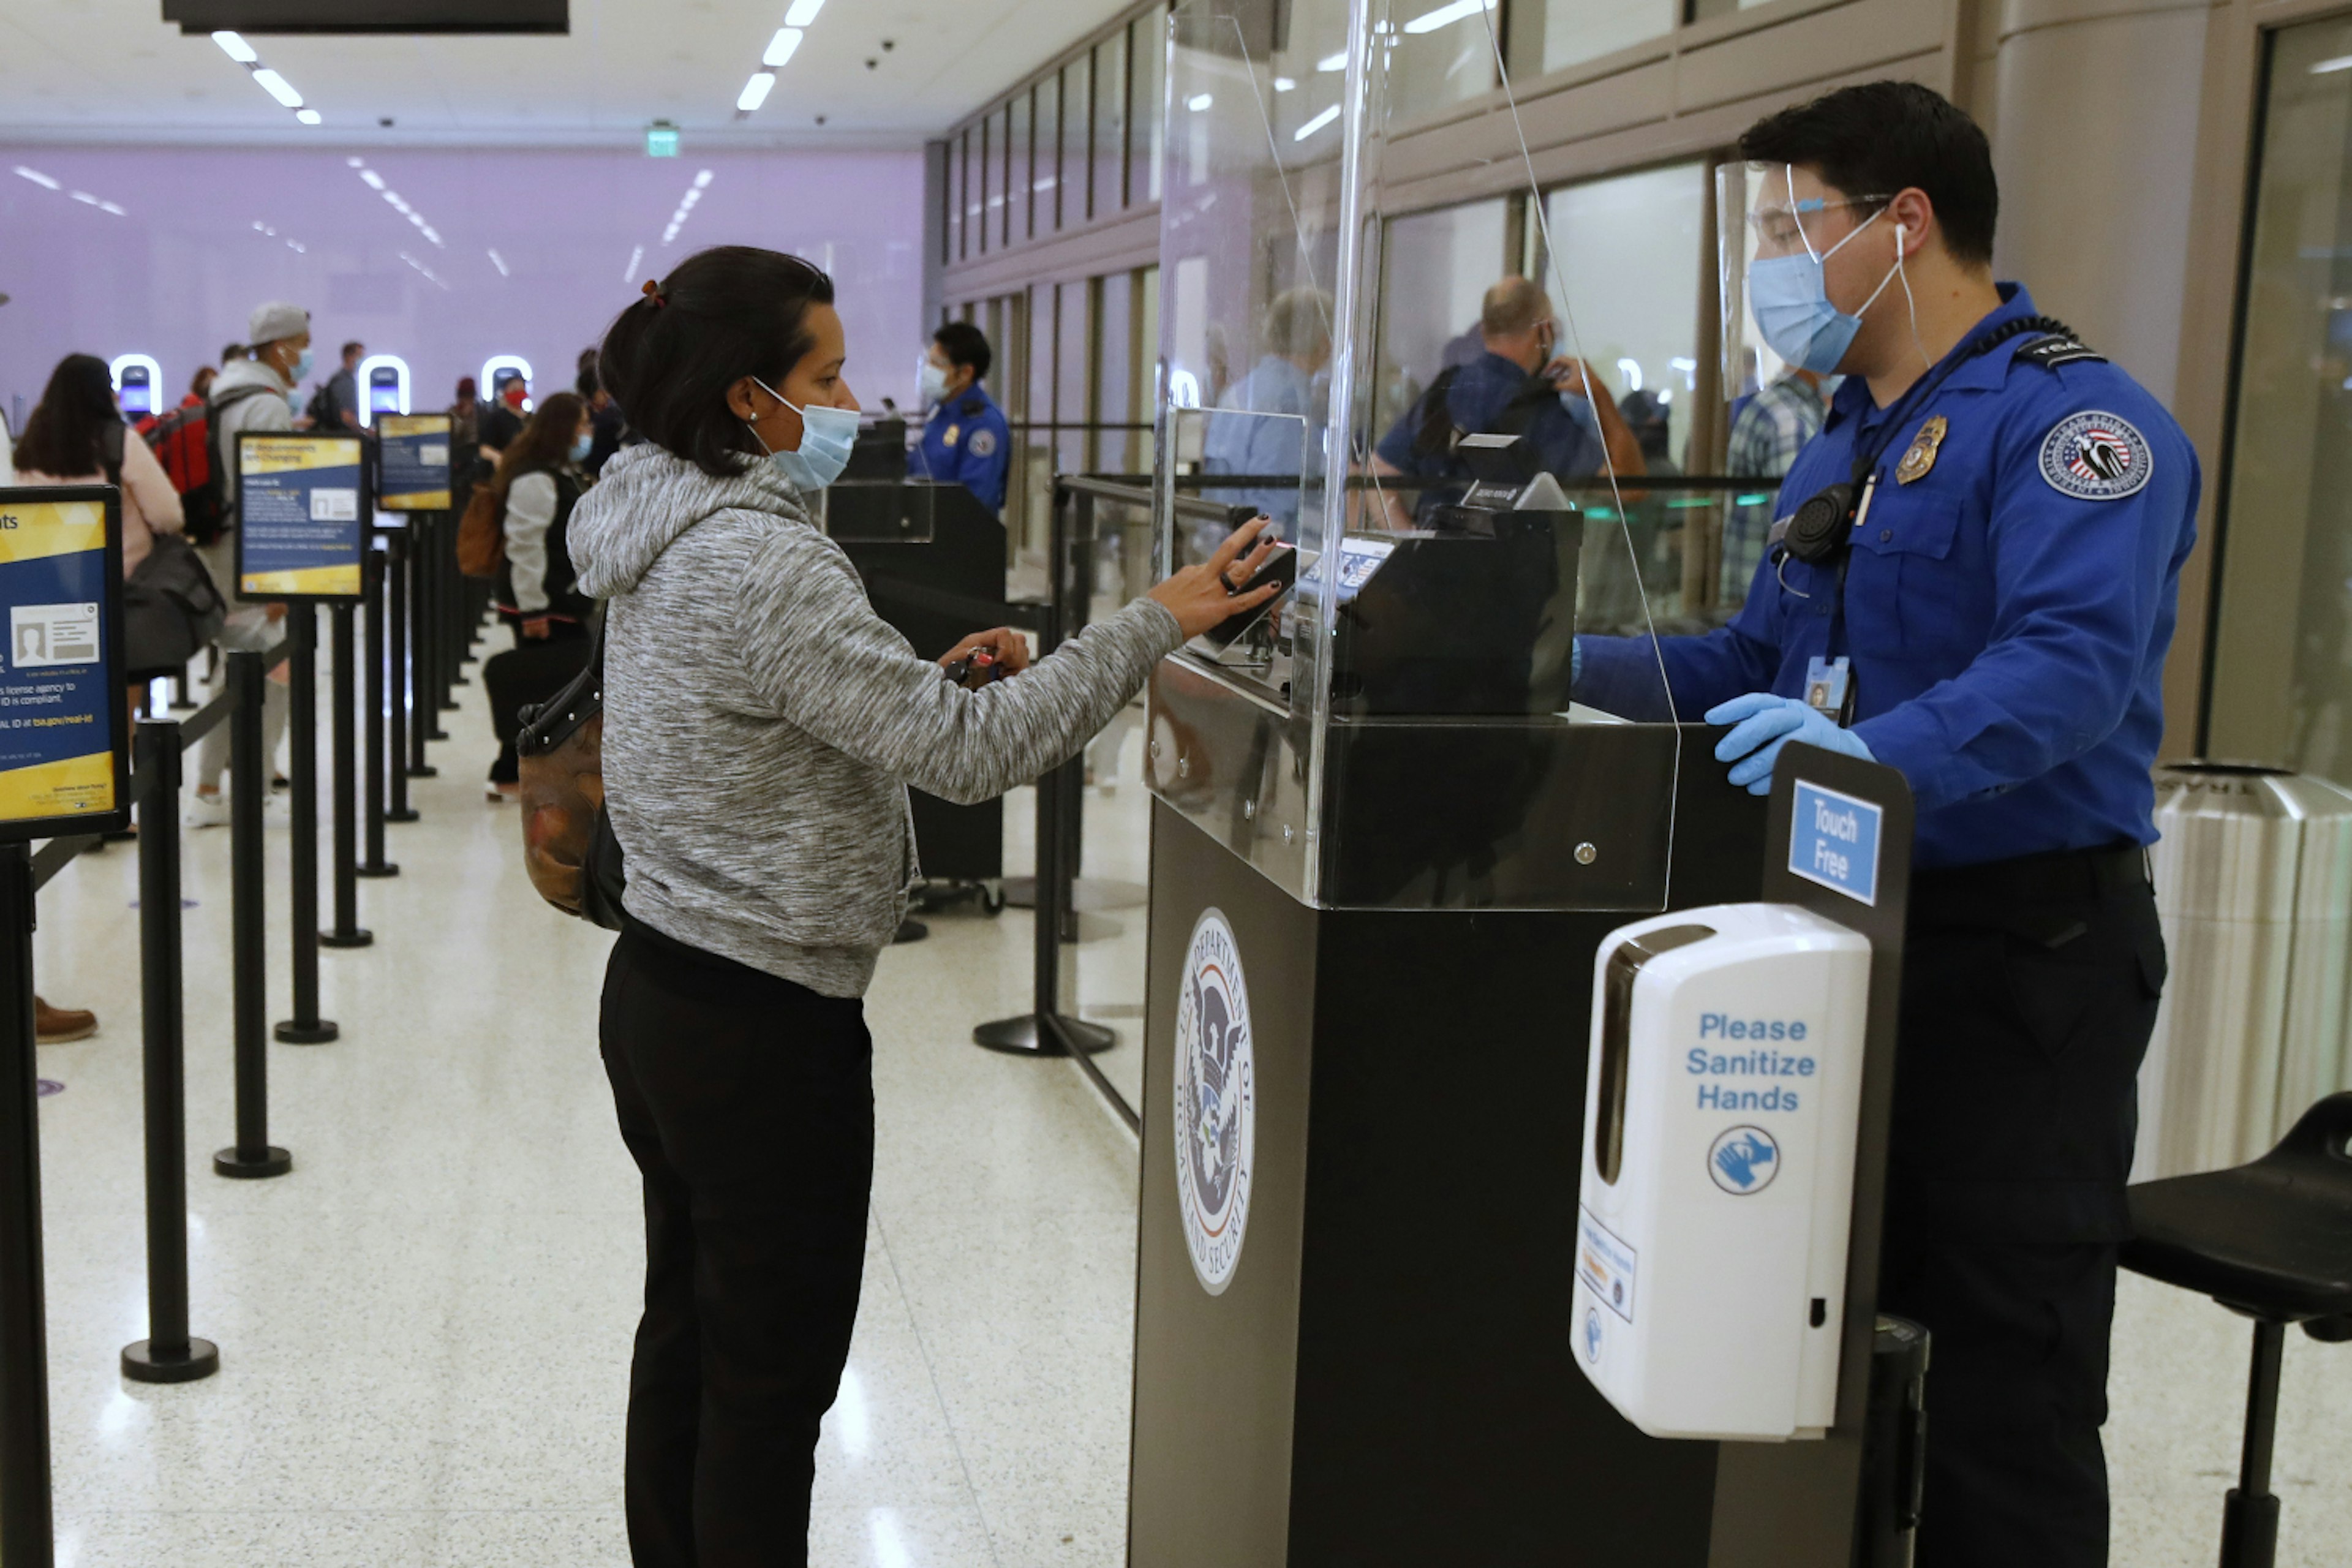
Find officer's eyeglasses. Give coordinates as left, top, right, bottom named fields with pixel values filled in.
left=1747, top=192, right=1894, bottom=260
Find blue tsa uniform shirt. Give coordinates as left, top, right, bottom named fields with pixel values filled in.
left=1577, top=285, right=2200, bottom=871
left=918, top=386, right=1010, bottom=513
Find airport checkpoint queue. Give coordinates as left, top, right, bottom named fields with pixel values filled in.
left=2, top=7, right=2350, bottom=1566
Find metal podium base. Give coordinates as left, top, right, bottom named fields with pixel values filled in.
left=1002, top=876, right=1148, bottom=912
left=974, top=1013, right=1115, bottom=1057
left=121, top=1336, right=219, bottom=1384
left=213, top=1145, right=292, bottom=1179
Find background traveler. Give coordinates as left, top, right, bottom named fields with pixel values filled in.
left=481, top=390, right=595, bottom=799
left=12, top=352, right=185, bottom=579
left=1369, top=275, right=1645, bottom=525
left=188, top=299, right=309, bottom=826
left=570, top=245, right=1280, bottom=1568
left=319, top=340, right=364, bottom=431
left=1720, top=366, right=1830, bottom=604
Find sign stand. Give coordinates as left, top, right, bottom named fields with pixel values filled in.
left=0, top=483, right=132, bottom=1564
left=374, top=414, right=447, bottom=809
left=274, top=608, right=336, bottom=1044
left=357, top=549, right=398, bottom=879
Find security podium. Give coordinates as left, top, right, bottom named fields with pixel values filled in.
left=827, top=464, right=1014, bottom=886
left=1130, top=3, right=1912, bottom=1562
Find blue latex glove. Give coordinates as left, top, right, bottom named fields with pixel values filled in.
left=1705, top=692, right=1873, bottom=795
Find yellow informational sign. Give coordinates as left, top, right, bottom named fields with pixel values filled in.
left=237, top=434, right=368, bottom=599
left=0, top=492, right=123, bottom=831
left=377, top=412, right=453, bottom=511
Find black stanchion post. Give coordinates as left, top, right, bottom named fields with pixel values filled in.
left=386, top=529, right=418, bottom=815
left=214, top=650, right=291, bottom=1178
left=124, top=720, right=221, bottom=1382
left=321, top=604, right=371, bottom=949
left=409, top=514, right=441, bottom=769
left=357, top=550, right=398, bottom=878
left=274, top=610, right=336, bottom=1045
left=438, top=517, right=464, bottom=713
left=0, top=840, right=55, bottom=1564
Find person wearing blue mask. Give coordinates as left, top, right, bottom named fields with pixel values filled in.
left=1576, top=82, right=2196, bottom=1568
left=565, top=245, right=1281, bottom=1568
left=913, top=320, right=1009, bottom=511
left=1200, top=287, right=1333, bottom=533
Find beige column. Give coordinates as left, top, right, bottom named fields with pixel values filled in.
left=1987, top=0, right=2212, bottom=407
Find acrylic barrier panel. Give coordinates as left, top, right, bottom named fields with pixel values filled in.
left=1150, top=0, right=1682, bottom=911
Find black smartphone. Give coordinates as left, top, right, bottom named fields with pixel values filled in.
left=1195, top=542, right=1298, bottom=650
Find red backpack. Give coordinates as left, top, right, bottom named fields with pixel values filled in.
left=140, top=399, right=220, bottom=544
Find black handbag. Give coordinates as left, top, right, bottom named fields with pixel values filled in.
left=123, top=533, right=227, bottom=673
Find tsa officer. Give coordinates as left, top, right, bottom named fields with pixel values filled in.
left=916, top=321, right=1010, bottom=513
left=1575, top=81, right=2196, bottom=1568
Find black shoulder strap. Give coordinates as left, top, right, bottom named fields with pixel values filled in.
left=99, top=420, right=124, bottom=487
left=1412, top=366, right=1463, bottom=458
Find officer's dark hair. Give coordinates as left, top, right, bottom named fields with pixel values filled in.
left=932, top=321, right=992, bottom=383
left=1738, top=81, right=1998, bottom=268
left=600, top=245, right=835, bottom=479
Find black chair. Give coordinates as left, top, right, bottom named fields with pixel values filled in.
left=2121, top=1092, right=2352, bottom=1568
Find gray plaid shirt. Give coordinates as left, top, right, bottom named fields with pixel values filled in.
left=1721, top=374, right=1829, bottom=605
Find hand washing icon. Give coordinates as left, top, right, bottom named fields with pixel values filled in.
left=1708, top=1125, right=1781, bottom=1195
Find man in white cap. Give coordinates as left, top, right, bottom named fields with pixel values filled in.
left=189, top=299, right=311, bottom=824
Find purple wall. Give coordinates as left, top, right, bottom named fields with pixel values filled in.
left=0, top=144, right=926, bottom=431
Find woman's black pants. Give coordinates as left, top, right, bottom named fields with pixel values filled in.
left=600, top=925, right=875, bottom=1568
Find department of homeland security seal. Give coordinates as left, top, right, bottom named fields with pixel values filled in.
left=1174, top=908, right=1256, bottom=1295
left=2038, top=410, right=2154, bottom=502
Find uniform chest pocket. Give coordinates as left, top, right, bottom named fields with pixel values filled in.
left=1841, top=491, right=1985, bottom=661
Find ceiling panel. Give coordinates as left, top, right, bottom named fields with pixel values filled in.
left=0, top=0, right=1140, bottom=146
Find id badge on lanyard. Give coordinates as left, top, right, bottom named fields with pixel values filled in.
left=1805, top=654, right=1854, bottom=725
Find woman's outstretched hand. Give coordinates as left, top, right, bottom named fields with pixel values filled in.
left=1148, top=516, right=1284, bottom=639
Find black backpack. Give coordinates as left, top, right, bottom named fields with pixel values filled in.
left=195, top=382, right=277, bottom=547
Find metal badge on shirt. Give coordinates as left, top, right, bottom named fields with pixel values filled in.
left=1894, top=415, right=1947, bottom=485
left=943, top=424, right=960, bottom=447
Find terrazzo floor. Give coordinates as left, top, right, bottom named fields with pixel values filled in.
left=16, top=617, right=2352, bottom=1565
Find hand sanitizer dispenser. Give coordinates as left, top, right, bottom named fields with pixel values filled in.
left=1572, top=904, right=1871, bottom=1441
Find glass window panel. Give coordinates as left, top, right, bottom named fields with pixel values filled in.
left=1506, top=0, right=1675, bottom=79
left=1037, top=73, right=1063, bottom=230
left=1098, top=271, right=1136, bottom=473
left=1137, top=262, right=1159, bottom=478
left=1059, top=276, right=1092, bottom=478
left=1013, top=89, right=1034, bottom=240
left=1383, top=0, right=1499, bottom=121
left=1542, top=162, right=1707, bottom=621
left=979, top=113, right=993, bottom=254
left=962, top=129, right=981, bottom=258
left=1098, top=31, right=1129, bottom=212
left=1064, top=53, right=1095, bottom=223
left=1025, top=282, right=1058, bottom=557
left=1133, top=11, right=1167, bottom=205
left=1687, top=0, right=1785, bottom=19
left=2208, top=15, right=2352, bottom=776
left=998, top=103, right=1015, bottom=248
left=943, top=140, right=957, bottom=265
left=1374, top=198, right=1509, bottom=446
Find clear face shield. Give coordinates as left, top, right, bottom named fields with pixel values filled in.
left=1716, top=161, right=1895, bottom=398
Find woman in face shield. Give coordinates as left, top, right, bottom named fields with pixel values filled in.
left=566, top=244, right=1281, bottom=1567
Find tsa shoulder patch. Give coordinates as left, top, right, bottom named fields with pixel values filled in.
left=967, top=428, right=997, bottom=458
left=2038, top=410, right=2154, bottom=502
left=2016, top=334, right=2106, bottom=369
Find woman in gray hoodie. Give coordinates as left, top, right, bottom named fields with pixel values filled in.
left=568, top=246, right=1276, bottom=1567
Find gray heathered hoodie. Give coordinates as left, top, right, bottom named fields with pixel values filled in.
left=568, top=443, right=1183, bottom=998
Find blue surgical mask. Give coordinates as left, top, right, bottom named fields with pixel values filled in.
left=747, top=377, right=859, bottom=492
left=290, top=347, right=315, bottom=384
left=918, top=359, right=951, bottom=407
left=570, top=432, right=594, bottom=464
left=1746, top=209, right=1902, bottom=375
